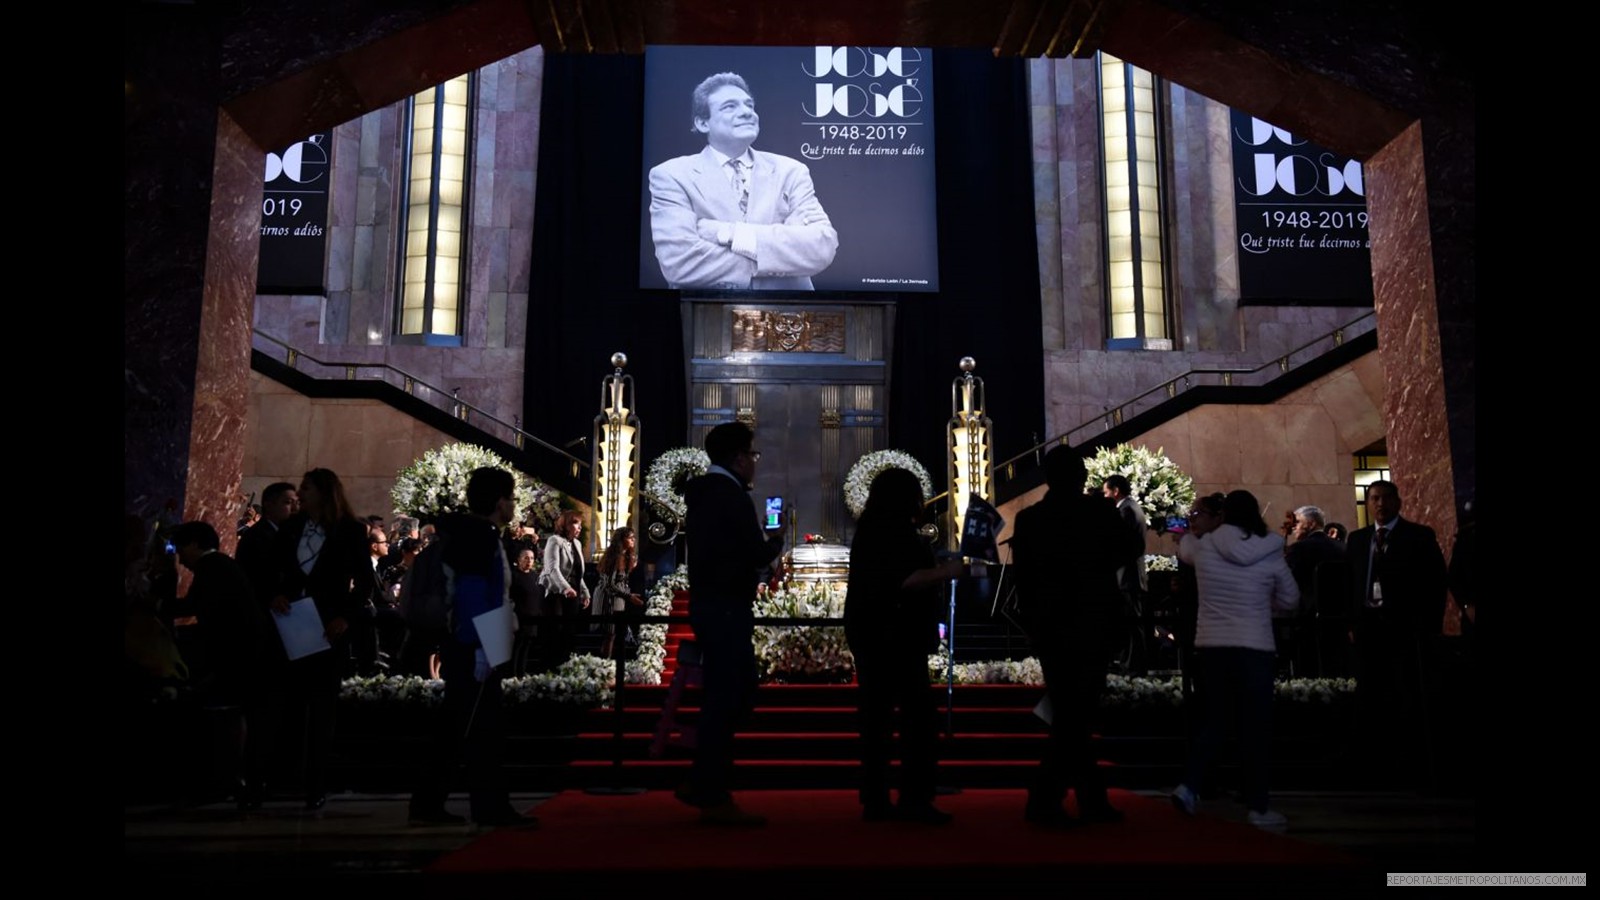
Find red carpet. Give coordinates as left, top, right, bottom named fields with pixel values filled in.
left=429, top=789, right=1369, bottom=888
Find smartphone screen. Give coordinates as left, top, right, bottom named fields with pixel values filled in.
left=764, top=496, right=783, bottom=530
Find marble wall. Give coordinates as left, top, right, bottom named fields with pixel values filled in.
left=252, top=48, right=545, bottom=435
left=243, top=370, right=593, bottom=525
left=1027, top=59, right=1366, bottom=444
left=995, top=352, right=1387, bottom=556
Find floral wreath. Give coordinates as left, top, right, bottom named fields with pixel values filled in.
left=644, top=447, right=711, bottom=519
left=842, top=449, right=934, bottom=519
left=1082, top=443, right=1196, bottom=524
left=391, top=441, right=548, bottom=521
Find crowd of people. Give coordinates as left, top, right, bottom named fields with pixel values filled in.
left=125, top=438, right=1470, bottom=835
left=122, top=466, right=639, bottom=826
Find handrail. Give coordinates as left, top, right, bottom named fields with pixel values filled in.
left=993, top=310, right=1378, bottom=495
left=250, top=328, right=589, bottom=474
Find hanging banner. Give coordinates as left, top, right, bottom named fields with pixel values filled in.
left=257, top=132, right=330, bottom=295
left=1230, top=110, right=1373, bottom=306
left=639, top=46, right=939, bottom=293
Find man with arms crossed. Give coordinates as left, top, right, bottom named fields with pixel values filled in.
left=649, top=72, right=838, bottom=290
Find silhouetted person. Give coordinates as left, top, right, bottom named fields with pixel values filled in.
left=1347, top=480, right=1447, bottom=789
left=676, top=422, right=782, bottom=826
left=845, top=467, right=963, bottom=825
left=266, top=468, right=369, bottom=810
left=1012, top=447, right=1142, bottom=827
left=169, top=520, right=275, bottom=809
left=409, top=466, right=532, bottom=828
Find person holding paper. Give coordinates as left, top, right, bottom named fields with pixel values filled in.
left=408, top=466, right=532, bottom=829
left=266, top=467, right=370, bottom=810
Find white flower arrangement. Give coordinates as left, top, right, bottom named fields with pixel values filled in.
left=338, top=566, right=1361, bottom=708
left=1144, top=554, right=1179, bottom=573
left=1102, top=674, right=1188, bottom=708
left=843, top=449, right=935, bottom=518
left=340, top=674, right=444, bottom=706
left=391, top=442, right=557, bottom=523
left=753, top=581, right=854, bottom=681
left=643, top=448, right=710, bottom=519
left=927, top=649, right=1045, bottom=686
left=503, top=655, right=615, bottom=707
left=1274, top=676, right=1357, bottom=704
left=626, top=568, right=687, bottom=685
left=340, top=665, right=1355, bottom=709
left=1083, top=444, right=1196, bottom=524
left=524, top=481, right=566, bottom=532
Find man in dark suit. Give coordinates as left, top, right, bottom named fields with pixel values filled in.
left=1013, top=448, right=1144, bottom=827
left=1101, top=474, right=1148, bottom=598
left=1347, top=480, right=1447, bottom=786
left=676, top=422, right=784, bottom=825
left=236, top=481, right=298, bottom=606
left=1284, top=505, right=1348, bottom=676
left=648, top=72, right=839, bottom=290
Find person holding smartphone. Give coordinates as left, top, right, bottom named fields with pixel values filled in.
left=677, top=422, right=784, bottom=826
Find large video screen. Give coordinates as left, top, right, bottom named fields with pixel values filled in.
left=639, top=45, right=939, bottom=293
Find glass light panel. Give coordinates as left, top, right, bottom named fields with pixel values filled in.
left=1100, top=53, right=1169, bottom=343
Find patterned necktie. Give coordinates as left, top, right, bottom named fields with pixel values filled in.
left=1367, top=526, right=1387, bottom=606
left=728, top=158, right=748, bottom=215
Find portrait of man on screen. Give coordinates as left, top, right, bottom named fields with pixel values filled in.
left=648, top=71, right=839, bottom=290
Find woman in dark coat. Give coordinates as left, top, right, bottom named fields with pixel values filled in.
left=844, top=466, right=963, bottom=825
left=266, top=467, right=370, bottom=809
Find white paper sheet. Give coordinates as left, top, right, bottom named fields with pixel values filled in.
left=473, top=604, right=515, bottom=668
left=273, top=597, right=332, bottom=661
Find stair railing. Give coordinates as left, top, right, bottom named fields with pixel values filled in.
left=991, top=310, right=1377, bottom=493
left=251, top=328, right=589, bottom=478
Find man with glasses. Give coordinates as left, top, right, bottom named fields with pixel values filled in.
left=676, top=422, right=784, bottom=825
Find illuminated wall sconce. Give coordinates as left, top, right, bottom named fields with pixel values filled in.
left=947, top=356, right=994, bottom=549
left=593, top=351, right=640, bottom=549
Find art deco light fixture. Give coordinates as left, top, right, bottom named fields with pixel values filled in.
left=947, top=356, right=994, bottom=549
left=593, top=352, right=640, bottom=547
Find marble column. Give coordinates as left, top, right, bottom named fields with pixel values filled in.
left=125, top=5, right=226, bottom=534
left=1365, top=116, right=1474, bottom=540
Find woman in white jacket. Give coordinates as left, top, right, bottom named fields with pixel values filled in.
left=1170, top=490, right=1299, bottom=831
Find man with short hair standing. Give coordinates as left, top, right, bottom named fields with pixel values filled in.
left=1102, top=474, right=1148, bottom=599
left=409, top=466, right=531, bottom=829
left=1346, top=480, right=1447, bottom=787
left=236, top=482, right=297, bottom=605
left=1283, top=505, right=1347, bottom=677
left=1013, top=448, right=1143, bottom=827
left=1286, top=505, right=1347, bottom=599
left=676, top=422, right=784, bottom=825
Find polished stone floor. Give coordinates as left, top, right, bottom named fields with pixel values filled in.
left=124, top=787, right=1475, bottom=882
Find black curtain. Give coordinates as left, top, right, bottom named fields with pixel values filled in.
left=526, top=49, right=1043, bottom=502
left=888, top=50, right=1044, bottom=477
left=525, top=52, right=688, bottom=492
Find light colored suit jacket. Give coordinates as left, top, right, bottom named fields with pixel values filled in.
left=648, top=145, right=839, bottom=290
